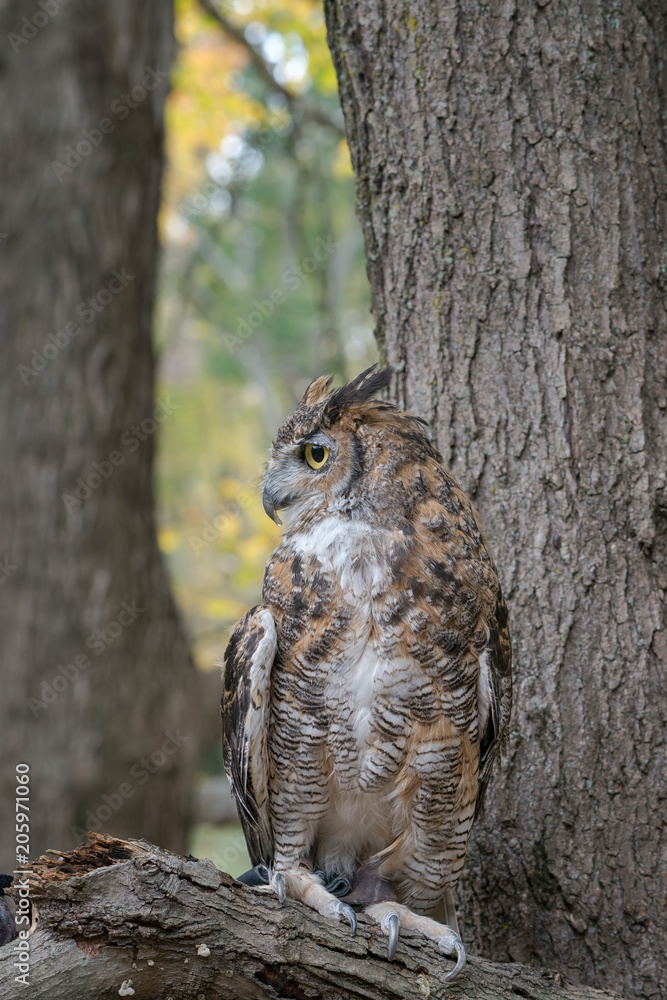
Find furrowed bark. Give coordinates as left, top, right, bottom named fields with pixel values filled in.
left=0, top=835, right=623, bottom=1000
left=323, top=1, right=666, bottom=997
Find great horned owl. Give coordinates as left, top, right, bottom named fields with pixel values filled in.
left=222, top=366, right=511, bottom=981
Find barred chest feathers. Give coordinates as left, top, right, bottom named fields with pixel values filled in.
left=285, top=514, right=411, bottom=875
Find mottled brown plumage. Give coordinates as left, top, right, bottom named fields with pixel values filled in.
left=222, top=366, right=511, bottom=980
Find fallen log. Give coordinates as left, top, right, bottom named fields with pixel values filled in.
left=0, top=834, right=622, bottom=1000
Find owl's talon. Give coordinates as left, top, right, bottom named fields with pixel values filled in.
left=367, top=900, right=467, bottom=977
left=269, top=868, right=355, bottom=935
left=338, top=902, right=357, bottom=936
left=387, top=912, right=399, bottom=960
left=443, top=934, right=467, bottom=983
left=274, top=872, right=286, bottom=904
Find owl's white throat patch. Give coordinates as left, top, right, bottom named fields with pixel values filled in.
left=290, top=515, right=390, bottom=599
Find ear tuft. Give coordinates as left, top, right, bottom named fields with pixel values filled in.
left=323, top=365, right=393, bottom=425
left=299, top=374, right=334, bottom=406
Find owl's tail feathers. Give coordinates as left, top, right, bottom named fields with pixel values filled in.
left=365, top=900, right=467, bottom=982
left=236, top=863, right=270, bottom=887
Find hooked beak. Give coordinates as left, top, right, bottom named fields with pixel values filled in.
left=262, top=484, right=283, bottom=526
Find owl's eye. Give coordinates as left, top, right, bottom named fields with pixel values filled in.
left=304, top=443, right=330, bottom=470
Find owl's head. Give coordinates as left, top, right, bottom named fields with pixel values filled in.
left=262, top=365, right=431, bottom=529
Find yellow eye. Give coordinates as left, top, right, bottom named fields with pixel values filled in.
left=305, top=443, right=330, bottom=470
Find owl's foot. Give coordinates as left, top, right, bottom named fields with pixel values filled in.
left=365, top=900, right=466, bottom=982
left=272, top=869, right=357, bottom=935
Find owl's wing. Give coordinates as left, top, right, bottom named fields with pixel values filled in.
left=222, top=605, right=277, bottom=868
left=475, top=589, right=512, bottom=818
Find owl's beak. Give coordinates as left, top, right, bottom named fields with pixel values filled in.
left=262, top=485, right=283, bottom=527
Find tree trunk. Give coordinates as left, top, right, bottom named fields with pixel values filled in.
left=0, top=0, right=199, bottom=868
left=323, top=1, right=666, bottom=997
left=0, top=834, right=623, bottom=1000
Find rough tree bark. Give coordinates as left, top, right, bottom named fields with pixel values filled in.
left=0, top=1, right=199, bottom=868
left=0, top=835, right=623, bottom=1000
left=323, top=1, right=666, bottom=997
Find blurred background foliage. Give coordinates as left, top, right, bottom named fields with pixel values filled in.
left=154, top=0, right=376, bottom=863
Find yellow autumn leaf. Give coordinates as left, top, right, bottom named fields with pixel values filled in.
left=158, top=527, right=181, bottom=554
